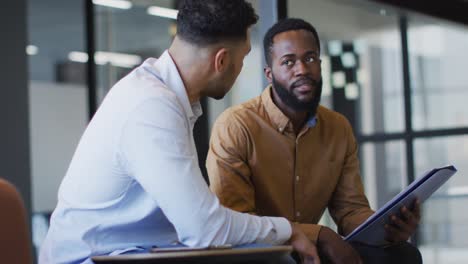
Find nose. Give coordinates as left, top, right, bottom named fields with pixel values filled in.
left=294, top=60, right=309, bottom=76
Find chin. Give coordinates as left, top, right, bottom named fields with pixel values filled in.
left=298, top=96, right=315, bottom=103
left=209, top=93, right=226, bottom=100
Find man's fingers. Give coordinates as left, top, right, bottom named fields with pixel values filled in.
left=390, top=214, right=412, bottom=234
left=303, top=256, right=320, bottom=264
left=386, top=202, right=423, bottom=243
left=384, top=224, right=397, bottom=242
left=312, top=247, right=321, bottom=264
left=401, top=206, right=414, bottom=220
left=306, top=244, right=321, bottom=264
left=385, top=224, right=406, bottom=242
left=303, top=254, right=321, bottom=264
left=289, top=224, right=321, bottom=264
left=413, top=199, right=422, bottom=219
left=302, top=246, right=321, bottom=264
left=400, top=207, right=419, bottom=227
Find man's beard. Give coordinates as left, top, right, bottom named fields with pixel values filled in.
left=272, top=75, right=322, bottom=115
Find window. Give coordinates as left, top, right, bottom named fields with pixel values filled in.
left=409, top=20, right=468, bottom=131
left=289, top=0, right=468, bottom=262
left=93, top=0, right=176, bottom=103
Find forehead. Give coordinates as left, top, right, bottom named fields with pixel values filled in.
left=271, top=29, right=319, bottom=57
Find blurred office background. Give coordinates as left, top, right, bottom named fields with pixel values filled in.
left=2, top=0, right=467, bottom=263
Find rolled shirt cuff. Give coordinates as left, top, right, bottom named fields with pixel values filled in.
left=268, top=217, right=293, bottom=245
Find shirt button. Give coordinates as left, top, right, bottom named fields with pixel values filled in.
left=296, top=211, right=301, bottom=217
left=296, top=175, right=300, bottom=181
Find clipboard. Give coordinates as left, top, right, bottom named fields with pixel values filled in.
left=344, top=165, right=457, bottom=246
left=150, top=244, right=232, bottom=253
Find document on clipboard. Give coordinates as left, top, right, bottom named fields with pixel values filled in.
left=344, top=165, right=457, bottom=246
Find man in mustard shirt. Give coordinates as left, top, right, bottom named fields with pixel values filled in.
left=207, top=18, right=422, bottom=264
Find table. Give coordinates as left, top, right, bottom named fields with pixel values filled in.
left=92, top=245, right=293, bottom=264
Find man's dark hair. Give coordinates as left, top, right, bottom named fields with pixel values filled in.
left=263, top=18, right=320, bottom=66
left=177, top=0, right=258, bottom=46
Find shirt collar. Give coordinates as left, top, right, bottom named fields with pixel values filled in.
left=306, top=115, right=318, bottom=128
left=261, top=86, right=317, bottom=132
left=148, top=50, right=202, bottom=120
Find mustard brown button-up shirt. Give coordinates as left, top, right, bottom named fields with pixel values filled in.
left=207, top=87, right=374, bottom=243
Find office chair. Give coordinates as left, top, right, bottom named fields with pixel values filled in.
left=0, top=178, right=32, bottom=264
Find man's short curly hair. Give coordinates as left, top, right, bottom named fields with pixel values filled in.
left=177, top=0, right=258, bottom=46
left=263, top=18, right=320, bottom=66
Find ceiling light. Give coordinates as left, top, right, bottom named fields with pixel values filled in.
left=26, top=45, right=38, bottom=56
left=68, top=51, right=89, bottom=63
left=147, top=6, right=178, bottom=20
left=68, top=51, right=142, bottom=68
left=92, top=0, right=132, bottom=10
left=96, top=51, right=142, bottom=68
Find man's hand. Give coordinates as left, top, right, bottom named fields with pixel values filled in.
left=289, top=224, right=321, bottom=264
left=385, top=199, right=421, bottom=243
left=317, top=226, right=362, bottom=264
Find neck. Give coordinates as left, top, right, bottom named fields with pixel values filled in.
left=168, top=37, right=210, bottom=104
left=271, top=88, right=309, bottom=134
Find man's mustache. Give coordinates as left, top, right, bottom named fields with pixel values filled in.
left=291, top=77, right=320, bottom=88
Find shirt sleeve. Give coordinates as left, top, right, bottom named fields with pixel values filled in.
left=327, top=116, right=375, bottom=236
left=118, top=96, right=291, bottom=247
left=206, top=110, right=257, bottom=215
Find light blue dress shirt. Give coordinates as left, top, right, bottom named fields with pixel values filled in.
left=39, top=51, right=291, bottom=264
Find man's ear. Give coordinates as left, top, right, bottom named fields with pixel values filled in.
left=264, top=66, right=273, bottom=84
left=214, top=48, right=229, bottom=73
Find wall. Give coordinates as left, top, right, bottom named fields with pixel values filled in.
left=29, top=82, right=87, bottom=212
left=0, top=1, right=31, bottom=216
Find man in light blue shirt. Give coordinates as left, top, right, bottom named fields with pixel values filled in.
left=39, top=1, right=320, bottom=263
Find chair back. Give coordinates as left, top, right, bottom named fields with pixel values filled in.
left=0, top=179, right=32, bottom=264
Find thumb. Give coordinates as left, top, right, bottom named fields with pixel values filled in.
left=301, top=244, right=321, bottom=264
left=304, top=254, right=321, bottom=264
left=310, top=246, right=321, bottom=264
